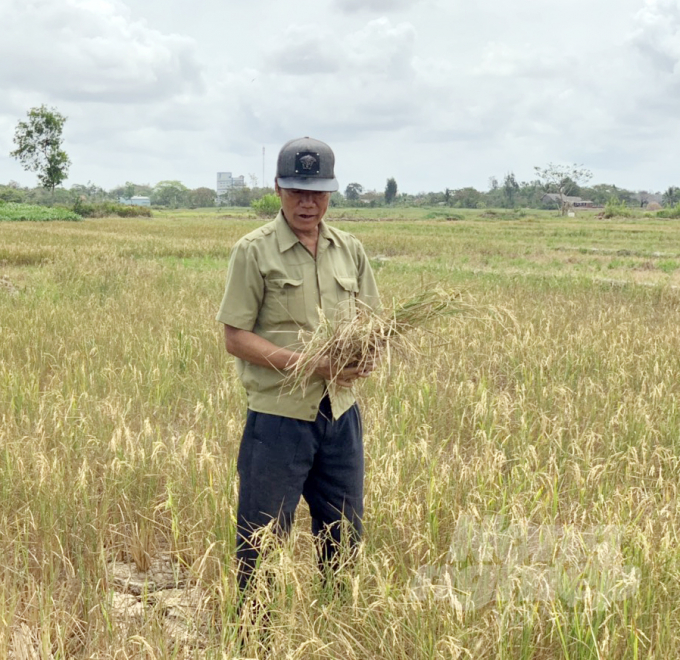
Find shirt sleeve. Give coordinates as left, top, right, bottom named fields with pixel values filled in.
left=356, top=241, right=381, bottom=314
left=215, top=239, right=264, bottom=330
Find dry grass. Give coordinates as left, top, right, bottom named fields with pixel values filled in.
left=1, top=214, right=680, bottom=658
left=288, top=289, right=482, bottom=393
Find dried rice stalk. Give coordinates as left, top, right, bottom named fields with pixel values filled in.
left=286, top=288, right=480, bottom=393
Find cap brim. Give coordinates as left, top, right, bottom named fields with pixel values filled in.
left=277, top=176, right=338, bottom=192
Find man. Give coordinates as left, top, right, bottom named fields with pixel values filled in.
left=216, top=136, right=380, bottom=591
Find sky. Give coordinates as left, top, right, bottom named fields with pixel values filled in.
left=0, top=0, right=679, bottom=194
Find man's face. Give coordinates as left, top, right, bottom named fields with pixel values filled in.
left=276, top=184, right=331, bottom=234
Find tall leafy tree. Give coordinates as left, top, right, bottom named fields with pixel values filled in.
left=503, top=172, right=520, bottom=208
left=344, top=182, right=363, bottom=203
left=385, top=177, right=398, bottom=204
left=152, top=180, right=189, bottom=208
left=109, top=182, right=153, bottom=201
left=189, top=187, right=216, bottom=208
left=452, top=187, right=483, bottom=208
left=10, top=105, right=71, bottom=194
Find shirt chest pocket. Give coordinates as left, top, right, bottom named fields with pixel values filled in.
left=263, top=277, right=307, bottom=325
left=334, top=274, right=359, bottom=321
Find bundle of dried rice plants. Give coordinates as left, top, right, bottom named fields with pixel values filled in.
left=286, top=288, right=491, bottom=394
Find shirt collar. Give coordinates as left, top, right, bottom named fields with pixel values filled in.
left=275, top=210, right=336, bottom=253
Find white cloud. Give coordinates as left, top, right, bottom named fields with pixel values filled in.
left=253, top=18, right=423, bottom=140
left=473, top=43, right=572, bottom=79
left=0, top=0, right=203, bottom=103
left=346, top=18, right=417, bottom=76
left=4, top=0, right=680, bottom=193
left=632, top=0, right=680, bottom=74
left=334, top=0, right=416, bottom=13
left=267, top=27, right=342, bottom=75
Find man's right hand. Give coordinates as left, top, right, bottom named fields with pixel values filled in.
left=313, top=357, right=373, bottom=388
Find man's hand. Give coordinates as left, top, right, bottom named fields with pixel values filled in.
left=225, top=326, right=376, bottom=388
left=313, top=357, right=374, bottom=388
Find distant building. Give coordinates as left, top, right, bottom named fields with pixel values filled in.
left=216, top=172, right=246, bottom=203
left=119, top=196, right=151, bottom=206
left=541, top=193, right=595, bottom=209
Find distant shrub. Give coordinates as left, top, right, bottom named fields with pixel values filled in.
left=0, top=186, right=26, bottom=203
left=424, top=210, right=464, bottom=221
left=656, top=203, right=680, bottom=219
left=602, top=198, right=633, bottom=219
left=251, top=194, right=280, bottom=218
left=480, top=210, right=527, bottom=220
left=73, top=199, right=152, bottom=218
left=116, top=204, right=152, bottom=217
left=0, top=202, right=81, bottom=222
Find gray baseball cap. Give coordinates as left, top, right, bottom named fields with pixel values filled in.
left=276, top=137, right=339, bottom=192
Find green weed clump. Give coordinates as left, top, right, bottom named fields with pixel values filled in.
left=656, top=202, right=680, bottom=219
left=250, top=193, right=281, bottom=218
left=480, top=209, right=529, bottom=220
left=0, top=201, right=81, bottom=221
left=603, top=198, right=633, bottom=218
left=424, top=210, right=464, bottom=221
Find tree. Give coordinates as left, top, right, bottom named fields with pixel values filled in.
left=189, top=187, right=216, bottom=208
left=452, top=187, right=484, bottom=208
left=345, top=182, right=363, bottom=203
left=0, top=185, right=26, bottom=203
left=329, top=192, right=345, bottom=207
left=228, top=186, right=256, bottom=207
left=503, top=172, right=520, bottom=208
left=637, top=190, right=650, bottom=208
left=582, top=183, right=631, bottom=206
left=662, top=186, right=679, bottom=207
left=534, top=163, right=593, bottom=215
left=70, top=181, right=106, bottom=202
left=152, top=180, right=189, bottom=208
left=385, top=177, right=398, bottom=204
left=10, top=105, right=71, bottom=194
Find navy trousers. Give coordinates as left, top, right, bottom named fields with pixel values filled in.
left=236, top=396, right=364, bottom=591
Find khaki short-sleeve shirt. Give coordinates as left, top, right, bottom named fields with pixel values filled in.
left=216, top=211, right=380, bottom=421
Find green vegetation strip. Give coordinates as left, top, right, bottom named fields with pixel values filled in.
left=0, top=201, right=81, bottom=221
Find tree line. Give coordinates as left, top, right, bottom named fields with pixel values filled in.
left=0, top=179, right=234, bottom=209
left=4, top=172, right=676, bottom=213
left=6, top=105, right=679, bottom=212
left=342, top=169, right=677, bottom=212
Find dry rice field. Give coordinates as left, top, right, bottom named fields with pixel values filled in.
left=1, top=210, right=680, bottom=659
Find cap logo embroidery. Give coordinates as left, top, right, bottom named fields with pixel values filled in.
left=294, top=151, right=321, bottom=175
left=300, top=155, right=317, bottom=170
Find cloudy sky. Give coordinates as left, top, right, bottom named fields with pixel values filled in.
left=0, top=0, right=678, bottom=194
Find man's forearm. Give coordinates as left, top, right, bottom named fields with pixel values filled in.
left=224, top=325, right=299, bottom=371
left=223, top=325, right=367, bottom=387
